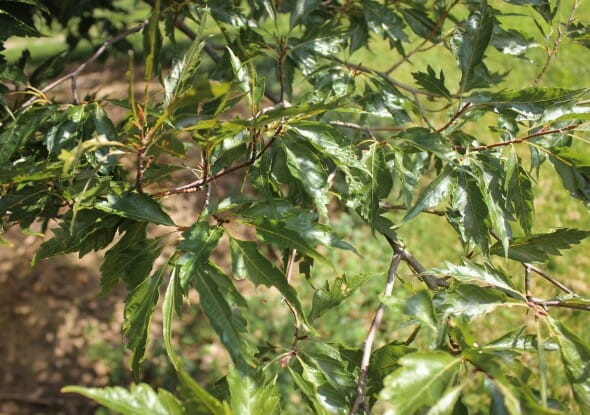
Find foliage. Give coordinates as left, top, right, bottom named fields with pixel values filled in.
left=2, top=0, right=590, bottom=413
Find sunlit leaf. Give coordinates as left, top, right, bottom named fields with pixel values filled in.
left=96, top=193, right=175, bottom=226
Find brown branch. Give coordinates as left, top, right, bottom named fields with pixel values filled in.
left=533, top=1, right=580, bottom=85
left=531, top=298, right=590, bottom=312
left=527, top=264, right=574, bottom=294
left=524, top=264, right=533, bottom=302
left=280, top=249, right=303, bottom=368
left=385, top=0, right=460, bottom=75
left=153, top=125, right=283, bottom=197
left=20, top=20, right=149, bottom=108
left=386, top=238, right=449, bottom=290
left=350, top=252, right=402, bottom=415
left=437, top=102, right=472, bottom=133
left=468, top=124, right=578, bottom=152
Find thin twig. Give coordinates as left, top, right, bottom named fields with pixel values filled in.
left=387, top=238, right=449, bottom=289
left=349, top=252, right=402, bottom=415
left=280, top=249, right=302, bottom=368
left=20, top=20, right=149, bottom=108
left=385, top=0, right=460, bottom=75
left=153, top=124, right=284, bottom=197
left=379, top=202, right=445, bottom=216
left=524, top=264, right=533, bottom=302
left=527, top=264, right=575, bottom=294
left=531, top=298, right=590, bottom=312
left=533, top=1, right=580, bottom=85
left=468, top=124, right=578, bottom=152
left=437, top=102, right=472, bottom=133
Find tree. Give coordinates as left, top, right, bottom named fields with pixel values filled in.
left=2, top=0, right=590, bottom=413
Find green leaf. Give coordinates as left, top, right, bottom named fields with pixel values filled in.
left=484, top=326, right=559, bottom=352
left=0, top=106, right=54, bottom=163
left=310, top=274, right=373, bottom=321
left=281, top=138, right=329, bottom=217
left=458, top=173, right=491, bottom=256
left=227, top=46, right=252, bottom=108
left=96, top=193, right=175, bottom=226
left=451, top=3, right=496, bottom=92
left=435, top=284, right=520, bottom=320
left=426, top=383, right=468, bottom=415
left=412, top=65, right=451, bottom=100
left=230, top=238, right=307, bottom=326
left=548, top=317, right=590, bottom=412
left=34, top=210, right=121, bottom=261
left=190, top=261, right=253, bottom=366
left=363, top=0, right=407, bottom=51
left=434, top=260, right=521, bottom=297
left=243, top=216, right=330, bottom=265
left=469, top=88, right=587, bottom=123
left=490, top=228, right=590, bottom=263
left=506, top=151, right=534, bottom=235
left=162, top=270, right=229, bottom=415
left=379, top=351, right=461, bottom=414
left=547, top=146, right=590, bottom=204
left=287, top=364, right=330, bottom=415
left=227, top=365, right=280, bottom=415
left=404, top=290, right=438, bottom=331
left=123, top=268, right=163, bottom=377
left=100, top=222, right=163, bottom=292
left=402, top=167, right=453, bottom=224
left=62, top=383, right=183, bottom=415
left=367, top=343, right=415, bottom=398
left=363, top=143, right=393, bottom=228
left=485, top=377, right=523, bottom=415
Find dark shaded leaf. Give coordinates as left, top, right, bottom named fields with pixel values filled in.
left=310, top=274, right=373, bottom=321
left=547, top=146, right=590, bottom=204
left=124, top=269, right=163, bottom=377
left=412, top=65, right=451, bottom=100
left=490, top=228, right=590, bottom=263
left=96, top=193, right=175, bottom=226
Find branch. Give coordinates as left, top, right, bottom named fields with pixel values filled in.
left=350, top=252, right=402, bottom=415
left=20, top=20, right=149, bottom=108
left=437, top=102, right=472, bottom=133
left=533, top=0, right=580, bottom=85
left=153, top=125, right=283, bottom=197
left=468, top=125, right=578, bottom=152
left=531, top=297, right=590, bottom=312
left=385, top=0, right=460, bottom=75
left=527, top=263, right=575, bottom=294
left=280, top=249, right=303, bottom=368
left=379, top=202, right=445, bottom=216
left=387, top=238, right=449, bottom=290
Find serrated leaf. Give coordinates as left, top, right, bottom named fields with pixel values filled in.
left=451, top=3, right=495, bottom=92
left=124, top=268, right=163, bottom=377
left=364, top=143, right=393, bottom=228
left=162, top=270, right=229, bottom=415
left=490, top=228, right=590, bottom=263
left=287, top=365, right=330, bottom=415
left=227, top=365, right=280, bottom=415
left=282, top=139, right=330, bottom=217
left=379, top=351, right=461, bottom=414
left=548, top=317, right=590, bottom=412
left=469, top=88, right=587, bottom=123
left=506, top=151, right=534, bottom=235
left=402, top=168, right=453, bottom=224
left=363, top=0, right=407, bottom=50
left=96, top=193, right=175, bottom=226
left=433, top=260, right=521, bottom=297
left=62, top=383, right=183, bottom=415
left=100, top=223, right=163, bottom=292
left=243, top=216, right=330, bottom=265
left=435, top=284, right=520, bottom=320
left=190, top=261, right=253, bottom=366
left=164, top=31, right=205, bottom=107
left=484, top=326, right=559, bottom=352
left=310, top=274, right=372, bottom=321
left=227, top=46, right=252, bottom=108
left=0, top=106, right=54, bottom=163
left=547, top=146, right=590, bottom=204
left=367, top=343, right=415, bottom=398
left=412, top=65, right=451, bottom=100
left=230, top=239, right=307, bottom=326
left=458, top=173, right=491, bottom=255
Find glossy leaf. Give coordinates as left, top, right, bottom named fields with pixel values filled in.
left=458, top=173, right=491, bottom=255
left=490, top=228, right=590, bottom=263
left=230, top=238, right=307, bottom=325
left=412, top=65, right=451, bottom=100
left=379, top=351, right=461, bottom=414
left=549, top=317, right=590, bottom=412
left=435, top=284, right=520, bottom=320
left=227, top=365, right=280, bottom=415
left=451, top=3, right=495, bottom=92
left=123, top=268, right=163, bottom=377
left=547, top=146, right=590, bottom=204
left=310, top=274, right=372, bottom=321
left=96, top=193, right=175, bottom=226
left=506, top=151, right=534, bottom=235
left=402, top=167, right=453, bottom=224
left=62, top=383, right=183, bottom=415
